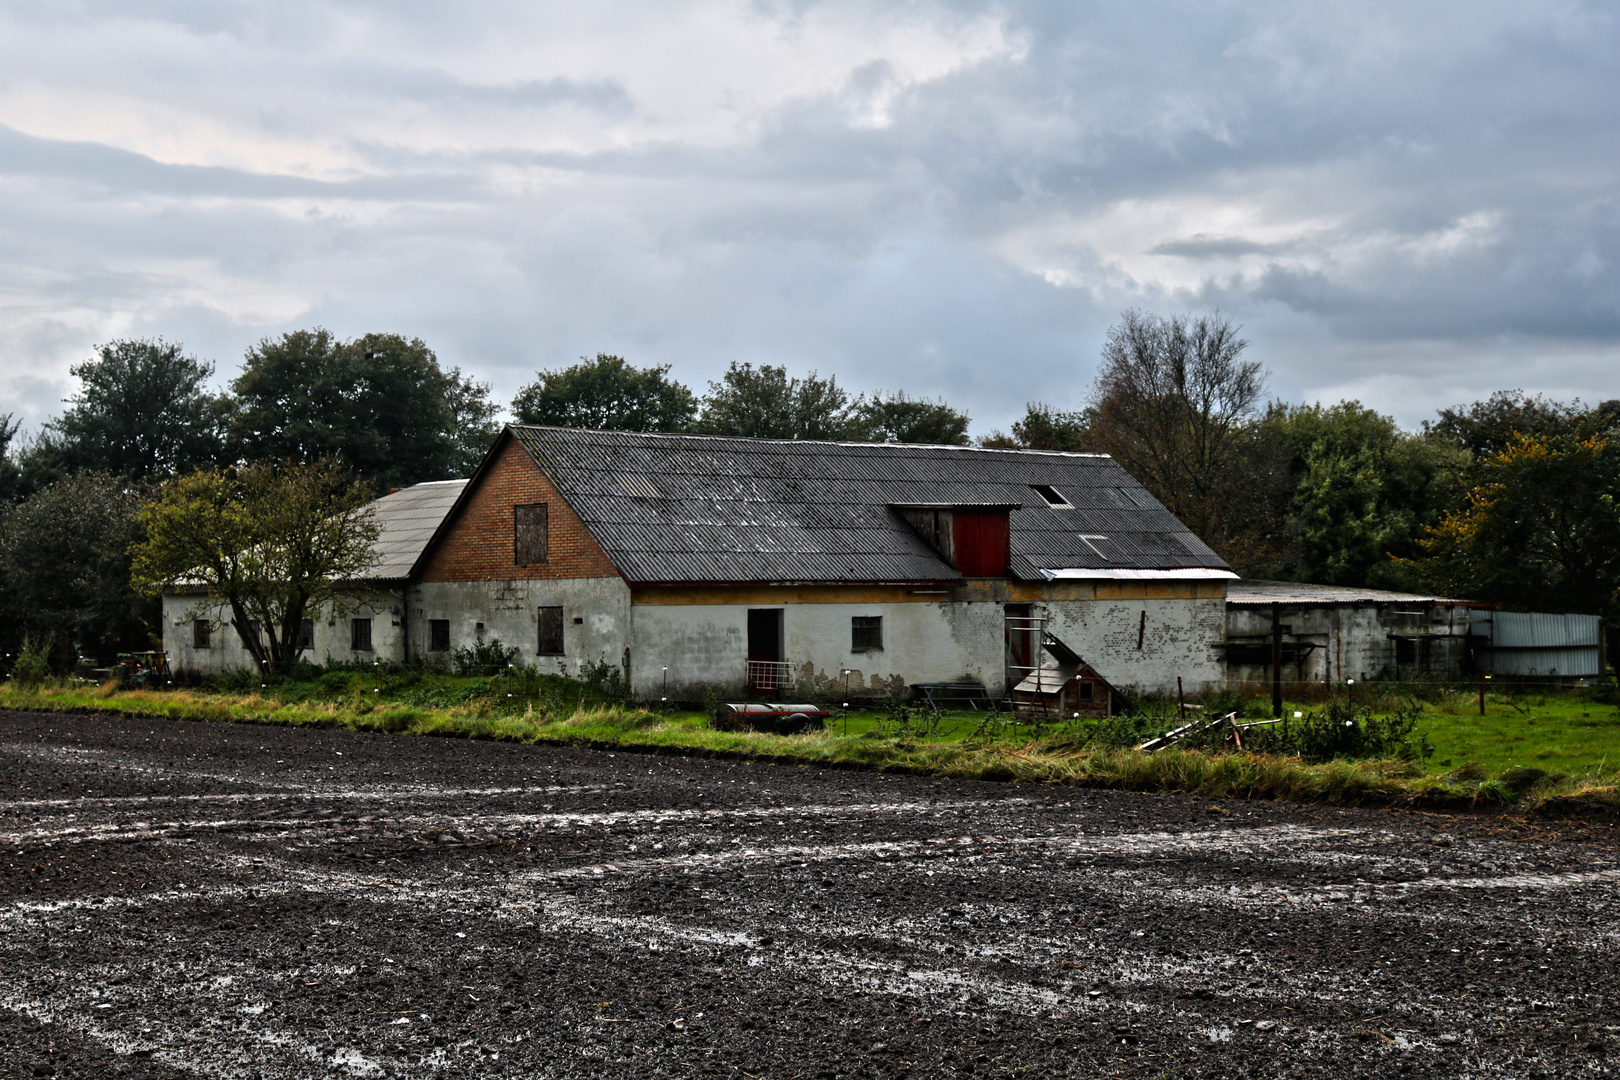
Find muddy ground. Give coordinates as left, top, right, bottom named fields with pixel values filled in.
left=0, top=711, right=1616, bottom=1079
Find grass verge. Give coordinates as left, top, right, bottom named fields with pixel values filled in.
left=2, top=681, right=1616, bottom=816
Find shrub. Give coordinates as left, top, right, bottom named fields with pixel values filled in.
left=452, top=638, right=520, bottom=676
left=1248, top=699, right=1433, bottom=764
left=12, top=634, right=53, bottom=689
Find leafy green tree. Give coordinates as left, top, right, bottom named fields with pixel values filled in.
left=229, top=330, right=497, bottom=491
left=1265, top=402, right=1464, bottom=588
left=696, top=362, right=859, bottom=440
left=0, top=473, right=152, bottom=662
left=44, top=339, right=227, bottom=479
left=130, top=460, right=380, bottom=675
left=980, top=404, right=1093, bottom=451
left=1415, top=431, right=1620, bottom=623
left=0, top=414, right=22, bottom=504
left=511, top=354, right=697, bottom=433
left=1425, top=390, right=1619, bottom=462
left=851, top=391, right=971, bottom=445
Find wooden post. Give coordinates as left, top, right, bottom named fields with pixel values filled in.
left=1178, top=676, right=1186, bottom=720
left=1478, top=669, right=1486, bottom=716
left=1271, top=603, right=1284, bottom=719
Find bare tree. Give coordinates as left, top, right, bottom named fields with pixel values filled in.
left=1087, top=309, right=1267, bottom=545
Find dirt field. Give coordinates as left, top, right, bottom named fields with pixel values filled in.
left=0, top=711, right=1616, bottom=1079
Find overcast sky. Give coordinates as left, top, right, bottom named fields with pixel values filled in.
left=1, top=1, right=1616, bottom=438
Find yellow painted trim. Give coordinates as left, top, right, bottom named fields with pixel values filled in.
left=631, top=579, right=1225, bottom=606
left=632, top=584, right=941, bottom=606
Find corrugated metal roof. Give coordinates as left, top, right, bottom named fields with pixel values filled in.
left=509, top=426, right=1228, bottom=585
left=365, top=479, right=468, bottom=580
left=1225, top=580, right=1479, bottom=607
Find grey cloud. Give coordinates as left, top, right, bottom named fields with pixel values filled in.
left=1, top=1, right=1618, bottom=435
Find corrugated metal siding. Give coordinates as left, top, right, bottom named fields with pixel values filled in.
left=510, top=427, right=1229, bottom=585
left=1487, top=647, right=1601, bottom=677
left=1491, top=611, right=1602, bottom=649
left=1484, top=611, right=1603, bottom=676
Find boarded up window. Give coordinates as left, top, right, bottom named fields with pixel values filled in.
left=351, top=618, right=373, bottom=652
left=851, top=615, right=883, bottom=652
left=514, top=503, right=549, bottom=565
left=429, top=619, right=451, bottom=652
left=537, top=606, right=565, bottom=655
left=193, top=620, right=211, bottom=649
left=297, top=618, right=314, bottom=651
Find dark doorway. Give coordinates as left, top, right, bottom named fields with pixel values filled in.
left=747, top=609, right=783, bottom=662
left=747, top=609, right=785, bottom=694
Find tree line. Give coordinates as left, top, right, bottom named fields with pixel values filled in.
left=1, top=316, right=1616, bottom=670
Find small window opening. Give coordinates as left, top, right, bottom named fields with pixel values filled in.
left=351, top=618, right=373, bottom=652
left=514, top=503, right=550, bottom=565
left=429, top=619, right=451, bottom=652
left=1078, top=681, right=1094, bottom=702
left=297, top=618, right=314, bottom=651
left=193, top=619, right=212, bottom=649
left=852, top=615, right=883, bottom=652
left=1031, top=484, right=1071, bottom=508
left=1395, top=637, right=1417, bottom=666
left=537, top=606, right=565, bottom=655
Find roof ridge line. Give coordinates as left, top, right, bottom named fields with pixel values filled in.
left=509, top=423, right=1111, bottom=457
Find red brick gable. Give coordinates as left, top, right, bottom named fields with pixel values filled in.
left=417, top=435, right=621, bottom=582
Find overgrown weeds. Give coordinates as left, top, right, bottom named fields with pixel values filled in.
left=3, top=678, right=1616, bottom=816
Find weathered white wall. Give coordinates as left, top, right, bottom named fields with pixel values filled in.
left=1044, top=596, right=1226, bottom=694
left=629, top=600, right=1006, bottom=700
left=628, top=592, right=1226, bottom=699
left=1224, top=602, right=1475, bottom=686
left=409, top=578, right=632, bottom=676
left=161, top=593, right=405, bottom=676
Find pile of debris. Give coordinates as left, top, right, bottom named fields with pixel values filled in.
left=1136, top=712, right=1283, bottom=754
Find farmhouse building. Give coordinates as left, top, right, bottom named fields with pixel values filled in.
left=165, top=426, right=1237, bottom=697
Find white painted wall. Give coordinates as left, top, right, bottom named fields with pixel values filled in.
left=161, top=593, right=404, bottom=676
left=1044, top=596, right=1226, bottom=694
left=629, top=593, right=1226, bottom=699
left=409, top=578, right=632, bottom=677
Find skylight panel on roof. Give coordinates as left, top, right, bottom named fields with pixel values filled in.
left=1030, top=484, right=1072, bottom=508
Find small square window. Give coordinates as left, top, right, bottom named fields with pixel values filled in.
left=538, top=606, right=564, bottom=655
left=1078, top=681, right=1094, bottom=702
left=515, top=503, right=549, bottom=565
left=297, top=618, right=314, bottom=651
left=193, top=619, right=211, bottom=649
left=851, top=615, right=883, bottom=652
left=351, top=618, right=373, bottom=652
left=429, top=619, right=451, bottom=652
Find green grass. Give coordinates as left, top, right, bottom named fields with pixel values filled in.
left=3, top=674, right=1617, bottom=815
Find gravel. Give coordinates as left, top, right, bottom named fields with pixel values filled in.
left=1, top=709, right=1616, bottom=1078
